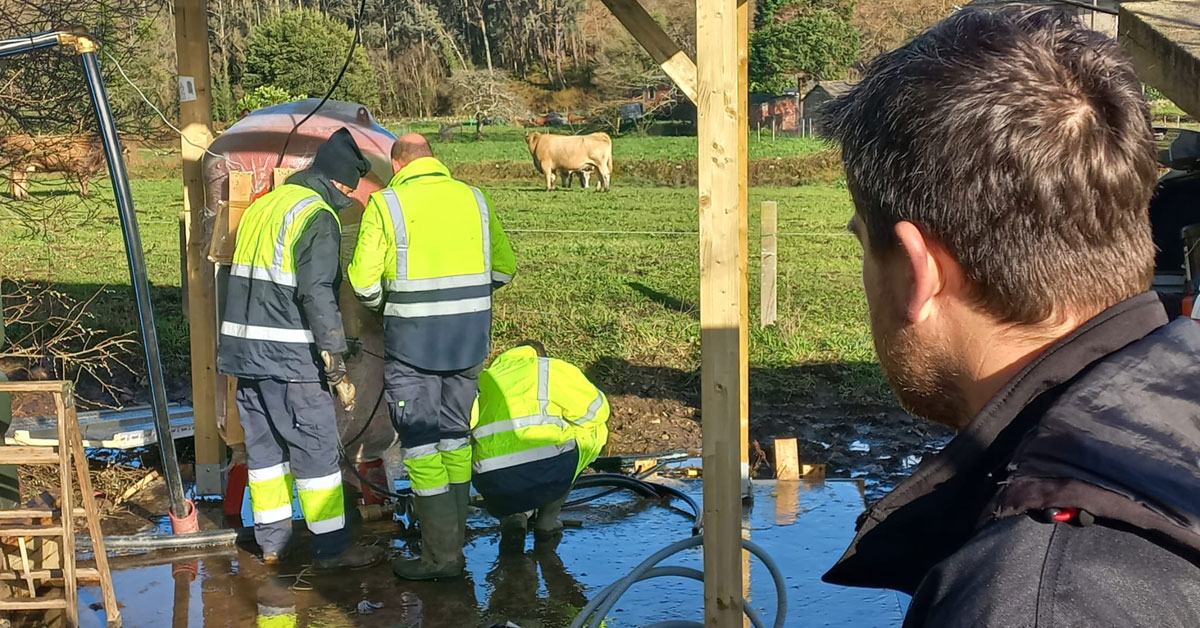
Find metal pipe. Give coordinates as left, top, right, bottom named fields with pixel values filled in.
left=78, top=46, right=189, bottom=521
left=0, top=30, right=61, bottom=58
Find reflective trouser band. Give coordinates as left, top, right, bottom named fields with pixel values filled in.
left=257, top=612, right=298, bottom=628
left=403, top=448, right=449, bottom=496
left=248, top=463, right=294, bottom=524
left=439, top=439, right=472, bottom=485
left=473, top=440, right=577, bottom=474
left=295, top=471, right=346, bottom=535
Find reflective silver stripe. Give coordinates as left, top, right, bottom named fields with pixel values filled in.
left=437, top=437, right=469, bottom=451
left=273, top=196, right=320, bottom=270
left=230, top=263, right=297, bottom=288
left=295, top=471, right=342, bottom=491
left=537, top=358, right=551, bottom=416
left=220, top=321, right=315, bottom=344
left=354, top=281, right=384, bottom=309
left=401, top=443, right=439, bottom=459
left=306, top=513, right=345, bottom=534
left=248, top=462, right=290, bottom=483
left=413, top=484, right=450, bottom=497
left=472, top=413, right=566, bottom=440
left=253, top=504, right=294, bottom=525
left=383, top=273, right=491, bottom=292
left=577, top=392, right=606, bottom=424
left=491, top=270, right=513, bottom=284
left=381, top=189, right=408, bottom=280
left=472, top=187, right=491, bottom=273
left=383, top=296, right=491, bottom=318
left=473, top=440, right=577, bottom=474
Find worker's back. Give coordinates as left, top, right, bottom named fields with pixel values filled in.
left=351, top=156, right=504, bottom=372
left=471, top=345, right=609, bottom=516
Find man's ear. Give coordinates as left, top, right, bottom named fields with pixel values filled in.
left=894, top=221, right=944, bottom=324
left=391, top=157, right=404, bottom=173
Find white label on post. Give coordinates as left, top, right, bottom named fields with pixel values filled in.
left=178, top=76, right=197, bottom=103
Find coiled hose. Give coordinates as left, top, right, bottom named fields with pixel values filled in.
left=568, top=534, right=788, bottom=628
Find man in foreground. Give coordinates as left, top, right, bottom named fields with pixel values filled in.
left=348, top=133, right=516, bottom=580
left=219, top=128, right=382, bottom=570
left=470, top=341, right=609, bottom=553
left=820, top=8, right=1200, bottom=625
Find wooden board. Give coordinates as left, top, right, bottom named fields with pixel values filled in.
left=774, top=437, right=800, bottom=480
left=697, top=0, right=748, bottom=624
left=175, top=0, right=223, bottom=496
left=599, top=0, right=699, bottom=103
left=760, top=201, right=778, bottom=327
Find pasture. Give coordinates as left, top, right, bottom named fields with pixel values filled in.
left=0, top=128, right=886, bottom=411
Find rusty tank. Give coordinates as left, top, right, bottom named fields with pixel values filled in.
left=201, top=99, right=398, bottom=493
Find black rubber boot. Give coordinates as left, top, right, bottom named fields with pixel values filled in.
left=312, top=544, right=385, bottom=571
left=393, top=492, right=466, bottom=580
left=498, top=512, right=529, bottom=554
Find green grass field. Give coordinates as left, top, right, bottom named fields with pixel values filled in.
left=2, top=130, right=885, bottom=406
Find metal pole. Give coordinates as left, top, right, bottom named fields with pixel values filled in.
left=0, top=31, right=63, bottom=58
left=78, top=45, right=189, bottom=520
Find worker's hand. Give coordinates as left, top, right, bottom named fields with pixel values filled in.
left=321, top=351, right=357, bottom=412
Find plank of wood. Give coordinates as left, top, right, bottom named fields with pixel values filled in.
left=0, top=567, right=101, bottom=581
left=0, top=381, right=70, bottom=394
left=0, top=447, right=60, bottom=465
left=228, top=170, right=253, bottom=232
left=176, top=0, right=223, bottom=499
left=0, top=598, right=69, bottom=610
left=774, top=437, right=800, bottom=480
left=53, top=393, right=79, bottom=627
left=599, top=0, right=699, bottom=103
left=760, top=201, right=778, bottom=327
left=737, top=0, right=752, bottom=506
left=68, top=409, right=120, bottom=626
left=272, top=167, right=295, bottom=189
left=0, top=508, right=84, bottom=520
left=0, top=526, right=65, bottom=538
left=697, top=0, right=748, bottom=624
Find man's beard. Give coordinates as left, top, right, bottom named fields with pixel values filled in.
left=873, top=315, right=971, bottom=429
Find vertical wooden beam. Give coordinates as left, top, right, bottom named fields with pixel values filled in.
left=737, top=0, right=751, bottom=501
left=760, top=201, right=778, bottom=327
left=698, top=0, right=747, bottom=624
left=175, top=0, right=223, bottom=495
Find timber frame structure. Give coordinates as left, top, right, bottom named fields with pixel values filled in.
left=177, top=0, right=754, bottom=623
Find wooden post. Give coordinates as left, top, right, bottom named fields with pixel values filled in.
left=774, top=437, right=799, bottom=480
left=760, top=201, right=778, bottom=327
left=175, top=0, right=223, bottom=495
left=698, top=0, right=747, bottom=624
left=737, top=0, right=751, bottom=503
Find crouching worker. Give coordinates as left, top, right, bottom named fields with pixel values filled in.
left=218, top=128, right=383, bottom=570
left=471, top=341, right=609, bottom=553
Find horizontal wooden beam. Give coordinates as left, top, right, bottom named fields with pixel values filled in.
left=1119, top=1, right=1200, bottom=119
left=599, top=0, right=699, bottom=103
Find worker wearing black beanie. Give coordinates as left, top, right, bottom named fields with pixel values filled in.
left=286, top=127, right=372, bottom=210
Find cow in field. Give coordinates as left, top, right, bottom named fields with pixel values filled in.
left=526, top=131, right=612, bottom=192
left=2, top=134, right=109, bottom=200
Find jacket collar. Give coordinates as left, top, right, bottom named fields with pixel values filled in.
left=388, top=157, right=451, bottom=188
left=822, top=292, right=1169, bottom=593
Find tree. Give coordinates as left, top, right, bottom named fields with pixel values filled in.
left=244, top=9, right=379, bottom=108
left=448, top=70, right=524, bottom=140
left=749, top=0, right=860, bottom=94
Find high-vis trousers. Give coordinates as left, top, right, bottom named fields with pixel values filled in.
left=385, top=360, right=481, bottom=497
left=237, top=379, right=348, bottom=559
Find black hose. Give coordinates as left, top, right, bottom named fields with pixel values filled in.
left=569, top=473, right=702, bottom=534
left=75, top=529, right=238, bottom=552
left=274, top=0, right=368, bottom=168
left=81, top=47, right=188, bottom=521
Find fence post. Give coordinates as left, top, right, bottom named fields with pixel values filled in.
left=760, top=201, right=778, bottom=327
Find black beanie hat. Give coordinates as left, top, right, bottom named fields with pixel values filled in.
left=310, top=127, right=371, bottom=189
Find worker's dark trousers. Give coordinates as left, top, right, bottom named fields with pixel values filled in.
left=236, top=378, right=348, bottom=559
left=384, top=360, right=481, bottom=496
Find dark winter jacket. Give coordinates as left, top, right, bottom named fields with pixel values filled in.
left=824, top=292, right=1200, bottom=627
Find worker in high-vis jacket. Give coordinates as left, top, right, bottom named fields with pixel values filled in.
left=218, top=128, right=383, bottom=571
left=471, top=341, right=609, bottom=553
left=348, top=133, right=516, bottom=580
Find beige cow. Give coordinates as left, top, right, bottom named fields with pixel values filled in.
left=2, top=134, right=109, bottom=200
left=526, top=131, right=612, bottom=192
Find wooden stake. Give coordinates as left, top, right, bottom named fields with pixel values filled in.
left=774, top=437, right=800, bottom=480
left=760, top=201, right=778, bottom=327
left=698, top=0, right=747, bottom=623
left=175, top=0, right=223, bottom=496
left=52, top=392, right=78, bottom=627
left=737, top=0, right=752, bottom=504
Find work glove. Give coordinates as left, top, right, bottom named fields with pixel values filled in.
left=320, top=350, right=356, bottom=412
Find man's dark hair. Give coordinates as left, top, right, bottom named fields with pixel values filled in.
left=822, top=8, right=1158, bottom=323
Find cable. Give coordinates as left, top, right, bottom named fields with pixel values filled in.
left=274, top=0, right=368, bottom=168
left=101, top=49, right=246, bottom=171
left=568, top=535, right=788, bottom=628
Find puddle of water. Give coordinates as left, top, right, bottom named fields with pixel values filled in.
left=67, top=478, right=905, bottom=628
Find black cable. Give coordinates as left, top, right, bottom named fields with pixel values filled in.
left=274, top=0, right=369, bottom=168
left=342, top=388, right=385, bottom=448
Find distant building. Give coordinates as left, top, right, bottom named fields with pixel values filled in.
left=965, top=0, right=1119, bottom=37
left=750, top=91, right=801, bottom=133
left=800, top=80, right=857, bottom=133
